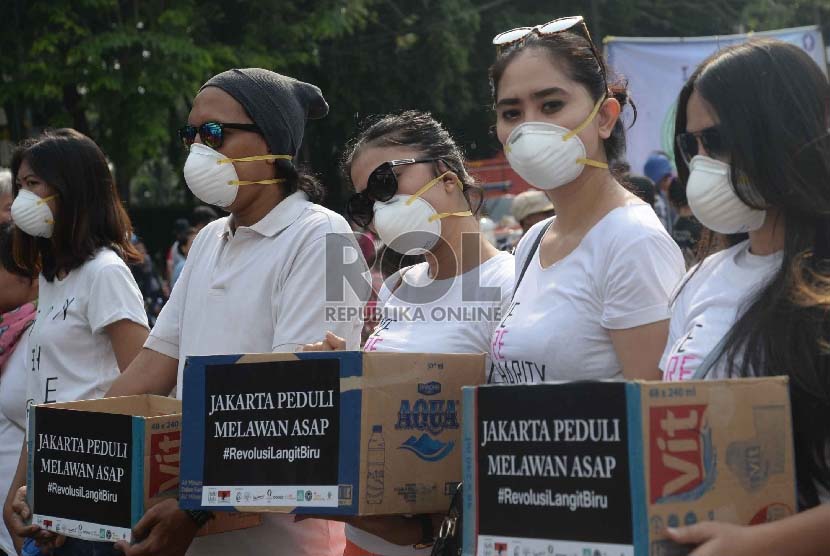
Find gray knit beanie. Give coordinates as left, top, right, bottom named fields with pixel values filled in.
left=200, top=68, right=329, bottom=160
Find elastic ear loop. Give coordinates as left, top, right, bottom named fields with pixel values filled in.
left=405, top=172, right=451, bottom=205
left=428, top=209, right=473, bottom=223
left=216, top=154, right=293, bottom=187
left=562, top=97, right=609, bottom=170
left=38, top=195, right=57, bottom=224
left=404, top=172, right=474, bottom=221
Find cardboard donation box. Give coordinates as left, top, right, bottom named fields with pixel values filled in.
left=462, top=378, right=795, bottom=556
left=27, top=395, right=260, bottom=542
left=179, top=351, right=485, bottom=515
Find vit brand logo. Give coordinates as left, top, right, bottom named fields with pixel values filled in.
left=649, top=404, right=717, bottom=504
left=149, top=431, right=180, bottom=497
left=218, top=490, right=231, bottom=502
left=395, top=391, right=459, bottom=461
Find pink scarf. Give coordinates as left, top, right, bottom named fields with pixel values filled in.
left=0, top=302, right=37, bottom=370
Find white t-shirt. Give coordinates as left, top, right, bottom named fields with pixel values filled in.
left=660, top=240, right=782, bottom=381
left=146, top=191, right=367, bottom=556
left=488, top=204, right=685, bottom=384
left=366, top=252, right=515, bottom=357
left=26, top=248, right=149, bottom=406
left=348, top=251, right=515, bottom=556
left=0, top=340, right=28, bottom=555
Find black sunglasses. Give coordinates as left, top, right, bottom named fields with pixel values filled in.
left=346, top=158, right=443, bottom=228
left=177, top=122, right=262, bottom=150
left=676, top=126, right=726, bottom=164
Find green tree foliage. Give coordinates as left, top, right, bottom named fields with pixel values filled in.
left=0, top=0, right=373, bottom=204
left=0, top=0, right=825, bottom=211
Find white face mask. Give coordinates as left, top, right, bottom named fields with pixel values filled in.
left=372, top=172, right=472, bottom=255
left=503, top=97, right=608, bottom=190
left=686, top=155, right=766, bottom=234
left=183, top=143, right=291, bottom=208
left=11, top=189, right=56, bottom=238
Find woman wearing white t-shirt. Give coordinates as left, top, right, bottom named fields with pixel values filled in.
left=307, top=111, right=515, bottom=556
left=659, top=41, right=830, bottom=555
left=2, top=130, right=149, bottom=556
left=486, top=16, right=685, bottom=385
left=0, top=224, right=38, bottom=556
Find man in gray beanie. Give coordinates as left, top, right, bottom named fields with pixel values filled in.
left=100, top=69, right=367, bottom=556
left=201, top=68, right=329, bottom=159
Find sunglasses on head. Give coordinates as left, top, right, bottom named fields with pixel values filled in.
left=346, top=158, right=443, bottom=228
left=676, top=126, right=726, bottom=164
left=177, top=121, right=262, bottom=150
left=493, top=16, right=607, bottom=86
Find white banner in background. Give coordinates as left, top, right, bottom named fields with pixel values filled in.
left=605, top=25, right=827, bottom=176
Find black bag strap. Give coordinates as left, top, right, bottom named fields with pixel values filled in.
left=388, top=265, right=414, bottom=297
left=513, top=220, right=553, bottom=300
left=691, top=334, right=729, bottom=380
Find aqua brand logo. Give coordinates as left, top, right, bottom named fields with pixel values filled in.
left=418, top=381, right=442, bottom=396
left=396, top=398, right=459, bottom=461
left=395, top=399, right=459, bottom=435
left=399, top=434, right=455, bottom=461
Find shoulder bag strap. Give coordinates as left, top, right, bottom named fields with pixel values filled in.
left=512, top=220, right=553, bottom=300
left=691, top=334, right=729, bottom=380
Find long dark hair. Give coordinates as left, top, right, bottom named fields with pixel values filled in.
left=11, top=129, right=141, bottom=281
left=341, top=110, right=484, bottom=215
left=277, top=159, right=325, bottom=204
left=674, top=39, right=830, bottom=508
left=489, top=30, right=635, bottom=162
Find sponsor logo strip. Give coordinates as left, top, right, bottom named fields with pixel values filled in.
left=201, top=485, right=338, bottom=507
left=33, top=514, right=131, bottom=543
left=476, top=535, right=633, bottom=556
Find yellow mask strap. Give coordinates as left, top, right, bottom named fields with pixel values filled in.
left=576, top=158, right=609, bottom=169
left=228, top=178, right=286, bottom=187
left=37, top=195, right=57, bottom=206
left=428, top=210, right=474, bottom=223
left=405, top=172, right=462, bottom=206
left=563, top=96, right=606, bottom=141
left=217, top=154, right=293, bottom=164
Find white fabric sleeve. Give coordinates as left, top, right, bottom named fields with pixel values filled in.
left=600, top=233, right=685, bottom=330
left=271, top=234, right=368, bottom=352
left=659, top=266, right=697, bottom=374
left=659, top=292, right=687, bottom=374
left=86, top=261, right=149, bottom=334
left=144, top=251, right=196, bottom=359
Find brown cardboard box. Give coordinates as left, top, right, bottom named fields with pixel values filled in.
left=463, top=378, right=795, bottom=556
left=28, top=395, right=260, bottom=542
left=643, top=378, right=795, bottom=555
left=180, top=351, right=486, bottom=516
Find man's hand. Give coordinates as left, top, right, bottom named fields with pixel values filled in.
left=3, top=485, right=40, bottom=553
left=114, top=499, right=199, bottom=556
left=667, top=521, right=760, bottom=556
left=302, top=331, right=347, bottom=352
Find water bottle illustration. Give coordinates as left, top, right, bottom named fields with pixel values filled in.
left=366, top=425, right=385, bottom=504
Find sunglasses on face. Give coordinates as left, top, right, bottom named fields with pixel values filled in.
left=177, top=121, right=262, bottom=150
left=346, top=158, right=443, bottom=228
left=492, top=16, right=607, bottom=87
left=676, top=126, right=726, bottom=164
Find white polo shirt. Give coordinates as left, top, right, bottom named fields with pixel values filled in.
left=146, top=191, right=368, bottom=556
